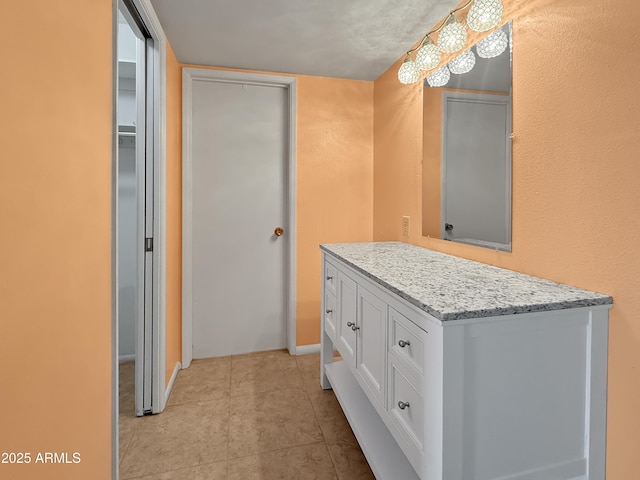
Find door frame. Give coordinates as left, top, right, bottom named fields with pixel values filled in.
left=182, top=68, right=297, bottom=368
left=111, top=0, right=167, bottom=477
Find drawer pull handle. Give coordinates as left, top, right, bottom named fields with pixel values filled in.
left=326, top=309, right=333, bottom=314
left=326, top=276, right=333, bottom=280
left=398, top=339, right=411, bottom=348
left=398, top=401, right=410, bottom=410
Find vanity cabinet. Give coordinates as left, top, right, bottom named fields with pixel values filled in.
left=320, top=242, right=612, bottom=480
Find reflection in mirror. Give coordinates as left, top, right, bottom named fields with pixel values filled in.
left=422, top=22, right=512, bottom=251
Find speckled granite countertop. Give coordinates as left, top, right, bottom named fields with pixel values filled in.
left=320, top=242, right=612, bottom=321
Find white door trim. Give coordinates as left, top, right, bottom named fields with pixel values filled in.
left=182, top=67, right=297, bottom=368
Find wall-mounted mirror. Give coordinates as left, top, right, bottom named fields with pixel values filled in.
left=422, top=22, right=512, bottom=251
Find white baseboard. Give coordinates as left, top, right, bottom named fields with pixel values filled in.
left=296, top=343, right=321, bottom=355
left=119, top=354, right=135, bottom=363
left=164, top=361, right=181, bottom=407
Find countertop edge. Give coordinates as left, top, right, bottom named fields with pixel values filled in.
left=320, top=243, right=613, bottom=322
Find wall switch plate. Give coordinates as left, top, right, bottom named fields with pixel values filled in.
left=402, top=216, right=410, bottom=236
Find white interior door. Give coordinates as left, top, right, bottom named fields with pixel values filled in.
left=441, top=91, right=511, bottom=247
left=188, top=73, right=291, bottom=359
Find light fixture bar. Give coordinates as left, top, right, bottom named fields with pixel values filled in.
left=398, top=0, right=504, bottom=85
left=405, top=0, right=473, bottom=57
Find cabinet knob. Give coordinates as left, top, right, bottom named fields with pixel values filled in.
left=326, top=275, right=333, bottom=280
left=398, top=339, right=410, bottom=348
left=326, top=309, right=333, bottom=314
left=346, top=322, right=355, bottom=327
left=351, top=325, right=360, bottom=331
left=398, top=401, right=410, bottom=410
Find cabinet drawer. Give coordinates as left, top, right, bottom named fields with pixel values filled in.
left=324, top=292, right=337, bottom=341
left=389, top=307, right=426, bottom=376
left=389, top=359, right=424, bottom=456
left=324, top=261, right=337, bottom=295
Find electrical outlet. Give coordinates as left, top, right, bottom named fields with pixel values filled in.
left=402, top=216, right=410, bottom=236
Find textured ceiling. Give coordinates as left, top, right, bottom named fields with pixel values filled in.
left=149, top=0, right=460, bottom=81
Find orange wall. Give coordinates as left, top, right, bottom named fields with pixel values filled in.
left=295, top=75, right=374, bottom=345
left=165, top=43, right=182, bottom=384
left=422, top=86, right=442, bottom=237
left=0, top=2, right=113, bottom=479
left=374, top=0, right=640, bottom=477
left=179, top=64, right=374, bottom=346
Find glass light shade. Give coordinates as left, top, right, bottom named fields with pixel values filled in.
left=426, top=66, right=451, bottom=87
left=415, top=39, right=441, bottom=71
left=475, top=28, right=508, bottom=58
left=438, top=17, right=467, bottom=53
left=448, top=49, right=476, bottom=74
left=467, top=0, right=503, bottom=32
left=398, top=58, right=420, bottom=85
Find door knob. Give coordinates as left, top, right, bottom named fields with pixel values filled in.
left=274, top=227, right=284, bottom=237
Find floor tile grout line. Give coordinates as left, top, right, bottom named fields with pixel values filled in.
left=305, top=381, right=337, bottom=447
left=326, top=444, right=347, bottom=480
left=225, top=383, right=231, bottom=464
left=226, top=354, right=327, bottom=466
left=225, top=355, right=232, bottom=465
left=227, top=439, right=329, bottom=463
left=297, top=355, right=338, bottom=444
left=118, top=431, right=134, bottom=469
left=298, top=356, right=343, bottom=479
left=119, top=362, right=231, bottom=478
left=122, top=351, right=373, bottom=479
left=166, top=356, right=232, bottom=408
left=118, top=364, right=139, bottom=473
left=296, top=354, right=375, bottom=479
left=120, top=458, right=230, bottom=480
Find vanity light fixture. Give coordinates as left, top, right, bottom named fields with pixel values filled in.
left=438, top=14, right=467, bottom=53
left=397, top=55, right=421, bottom=85
left=447, top=49, right=476, bottom=74
left=415, top=37, right=441, bottom=71
left=467, top=0, right=503, bottom=32
left=397, top=0, right=504, bottom=84
left=475, top=27, right=509, bottom=58
left=426, top=66, right=451, bottom=87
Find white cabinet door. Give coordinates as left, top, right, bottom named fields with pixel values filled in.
left=357, top=285, right=387, bottom=408
left=336, top=272, right=357, bottom=366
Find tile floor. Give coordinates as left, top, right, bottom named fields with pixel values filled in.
left=119, top=351, right=375, bottom=479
